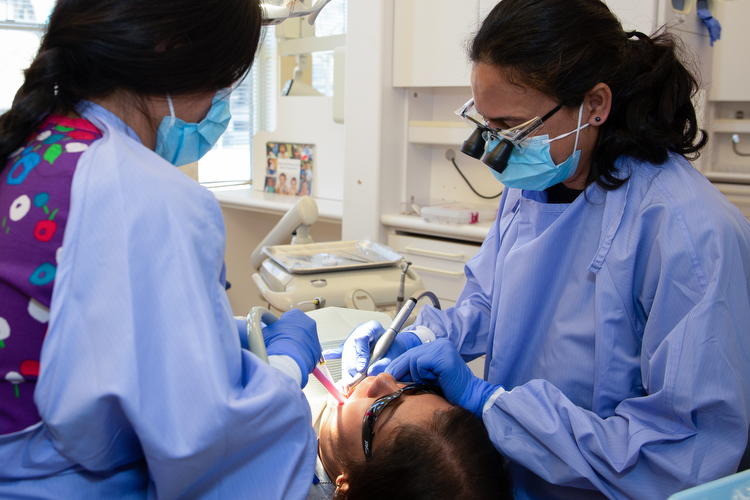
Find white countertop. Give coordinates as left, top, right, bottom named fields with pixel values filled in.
left=380, top=213, right=492, bottom=243
left=210, top=185, right=343, bottom=222
left=210, top=185, right=492, bottom=242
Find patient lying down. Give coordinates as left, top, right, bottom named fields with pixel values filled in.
left=307, top=373, right=514, bottom=500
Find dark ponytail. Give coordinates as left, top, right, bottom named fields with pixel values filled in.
left=470, top=0, right=708, bottom=190
left=0, top=48, right=63, bottom=166
left=596, top=29, right=707, bottom=187
left=0, top=0, right=264, bottom=170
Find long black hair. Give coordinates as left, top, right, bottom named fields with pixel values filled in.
left=336, top=405, right=514, bottom=500
left=470, top=0, right=708, bottom=190
left=0, top=0, right=264, bottom=171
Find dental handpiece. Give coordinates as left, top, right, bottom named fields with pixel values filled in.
left=346, top=290, right=440, bottom=391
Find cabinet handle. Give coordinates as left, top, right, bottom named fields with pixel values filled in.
left=404, top=246, right=465, bottom=260
left=410, top=264, right=465, bottom=277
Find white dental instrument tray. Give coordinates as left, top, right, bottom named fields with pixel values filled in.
left=262, top=239, right=404, bottom=274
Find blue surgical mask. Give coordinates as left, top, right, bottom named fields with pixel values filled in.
left=154, top=91, right=231, bottom=167
left=488, top=104, right=589, bottom=191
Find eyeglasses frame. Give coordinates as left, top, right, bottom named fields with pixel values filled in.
left=361, top=382, right=444, bottom=459
left=454, top=98, right=563, bottom=173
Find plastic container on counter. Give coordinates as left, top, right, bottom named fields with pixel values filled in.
left=420, top=203, right=498, bottom=225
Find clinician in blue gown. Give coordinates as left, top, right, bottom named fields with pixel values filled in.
left=330, top=1, right=750, bottom=498
left=0, top=1, right=322, bottom=498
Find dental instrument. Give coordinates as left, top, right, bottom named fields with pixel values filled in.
left=312, top=365, right=347, bottom=405
left=346, top=290, right=441, bottom=392
left=396, top=261, right=411, bottom=311
left=251, top=198, right=423, bottom=314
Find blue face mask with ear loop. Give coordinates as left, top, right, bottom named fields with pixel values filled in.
left=487, top=104, right=589, bottom=191
left=154, top=90, right=232, bottom=167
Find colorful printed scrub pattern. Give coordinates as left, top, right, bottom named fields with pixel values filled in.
left=0, top=115, right=102, bottom=435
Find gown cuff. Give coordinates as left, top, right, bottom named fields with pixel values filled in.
left=410, top=325, right=437, bottom=344
left=482, top=386, right=506, bottom=416
left=268, top=355, right=303, bottom=387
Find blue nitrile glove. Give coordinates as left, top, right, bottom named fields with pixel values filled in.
left=263, top=309, right=321, bottom=388
left=386, top=338, right=502, bottom=418
left=697, top=6, right=721, bottom=46
left=323, top=320, right=422, bottom=385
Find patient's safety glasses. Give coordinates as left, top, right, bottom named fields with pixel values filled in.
left=455, top=98, right=562, bottom=174
left=361, top=383, right=443, bottom=458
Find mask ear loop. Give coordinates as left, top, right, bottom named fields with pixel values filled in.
left=166, top=93, right=176, bottom=127
left=545, top=104, right=589, bottom=148
left=572, top=103, right=584, bottom=155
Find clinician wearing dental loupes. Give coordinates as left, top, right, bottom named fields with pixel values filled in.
left=328, top=1, right=750, bottom=499
left=0, top=0, right=322, bottom=498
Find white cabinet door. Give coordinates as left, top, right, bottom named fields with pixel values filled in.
left=710, top=1, right=750, bottom=101
left=393, top=0, right=658, bottom=88
left=393, top=0, right=479, bottom=87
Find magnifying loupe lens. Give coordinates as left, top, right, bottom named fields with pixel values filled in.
left=484, top=139, right=513, bottom=174
left=460, top=128, right=486, bottom=159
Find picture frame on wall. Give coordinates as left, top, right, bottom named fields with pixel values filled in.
left=264, top=142, right=314, bottom=197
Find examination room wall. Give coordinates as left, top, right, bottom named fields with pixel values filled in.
left=342, top=0, right=750, bottom=247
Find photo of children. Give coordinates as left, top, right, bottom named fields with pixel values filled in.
left=264, top=143, right=314, bottom=196
left=265, top=158, right=277, bottom=193
left=276, top=172, right=289, bottom=195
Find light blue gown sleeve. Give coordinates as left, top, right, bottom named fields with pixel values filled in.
left=34, top=130, right=317, bottom=499
left=481, top=174, right=750, bottom=499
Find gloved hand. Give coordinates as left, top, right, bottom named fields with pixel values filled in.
left=323, top=320, right=422, bottom=385
left=697, top=6, right=721, bottom=46
left=263, top=309, right=321, bottom=388
left=386, top=338, right=502, bottom=417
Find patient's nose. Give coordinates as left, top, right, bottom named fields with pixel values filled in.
left=366, top=373, right=400, bottom=398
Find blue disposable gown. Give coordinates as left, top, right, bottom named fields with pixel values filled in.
left=413, top=154, right=750, bottom=500
left=0, top=102, right=317, bottom=499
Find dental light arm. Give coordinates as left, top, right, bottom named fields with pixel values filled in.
left=261, top=0, right=332, bottom=26
left=250, top=195, right=319, bottom=270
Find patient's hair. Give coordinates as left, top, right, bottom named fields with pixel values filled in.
left=336, top=405, right=514, bottom=500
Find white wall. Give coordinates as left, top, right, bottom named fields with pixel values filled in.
left=341, top=1, right=408, bottom=242
left=253, top=95, right=346, bottom=202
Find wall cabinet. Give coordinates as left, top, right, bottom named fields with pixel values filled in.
left=392, top=0, right=658, bottom=88
left=392, top=0, right=480, bottom=87
left=710, top=1, right=750, bottom=102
